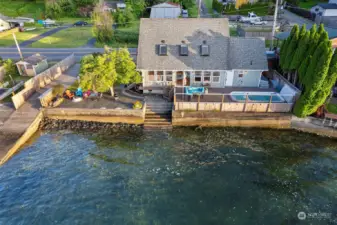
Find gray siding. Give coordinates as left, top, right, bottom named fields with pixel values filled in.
left=233, top=70, right=261, bottom=87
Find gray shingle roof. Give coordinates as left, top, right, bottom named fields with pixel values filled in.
left=317, top=3, right=337, bottom=9
left=137, top=18, right=268, bottom=71
left=229, top=37, right=268, bottom=70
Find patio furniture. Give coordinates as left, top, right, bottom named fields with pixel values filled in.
left=75, top=88, right=83, bottom=97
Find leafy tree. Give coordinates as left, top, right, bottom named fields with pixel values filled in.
left=45, top=0, right=63, bottom=18
left=115, top=48, right=141, bottom=85
left=125, top=0, right=146, bottom=17
left=92, top=2, right=114, bottom=43
left=114, top=9, right=126, bottom=26
left=79, top=49, right=141, bottom=95
left=3, top=59, right=19, bottom=84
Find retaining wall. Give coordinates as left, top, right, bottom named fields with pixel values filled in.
left=43, top=107, right=145, bottom=124
left=0, top=111, right=43, bottom=165
left=11, top=54, right=75, bottom=109
left=172, top=110, right=292, bottom=128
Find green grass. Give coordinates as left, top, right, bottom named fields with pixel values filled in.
left=230, top=27, right=238, bottom=36
left=298, top=0, right=328, bottom=9
left=0, top=27, right=47, bottom=47
left=265, top=40, right=283, bottom=48
left=0, top=0, right=45, bottom=19
left=203, top=0, right=214, bottom=13
left=95, top=21, right=140, bottom=48
left=31, top=27, right=93, bottom=48
left=223, top=3, right=270, bottom=16
left=326, top=103, right=337, bottom=114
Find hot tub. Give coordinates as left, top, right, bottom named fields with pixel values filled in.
left=185, top=87, right=205, bottom=95
left=230, top=92, right=285, bottom=103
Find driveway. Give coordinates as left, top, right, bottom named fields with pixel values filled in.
left=281, top=9, right=314, bottom=26
left=17, top=26, right=70, bottom=47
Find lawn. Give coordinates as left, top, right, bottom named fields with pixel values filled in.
left=0, top=0, right=45, bottom=19
left=298, top=0, right=328, bottom=9
left=327, top=103, right=337, bottom=114
left=31, top=27, right=93, bottom=48
left=203, top=0, right=214, bottom=13
left=95, top=21, right=140, bottom=48
left=0, top=28, right=47, bottom=47
left=230, top=27, right=238, bottom=36
left=223, top=3, right=270, bottom=16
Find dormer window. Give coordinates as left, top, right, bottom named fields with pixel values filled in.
left=179, top=44, right=188, bottom=56
left=200, top=41, right=209, bottom=56
left=158, top=40, right=167, bottom=56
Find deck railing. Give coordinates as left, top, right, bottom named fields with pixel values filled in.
left=174, top=90, right=296, bottom=113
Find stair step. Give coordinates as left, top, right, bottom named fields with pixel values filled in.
left=144, top=121, right=172, bottom=125
left=146, top=111, right=171, bottom=114
left=145, top=114, right=171, bottom=118
left=144, top=125, right=173, bottom=130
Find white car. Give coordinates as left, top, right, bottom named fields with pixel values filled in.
left=250, top=19, right=268, bottom=25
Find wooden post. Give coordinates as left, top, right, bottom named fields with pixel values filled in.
left=197, top=94, right=200, bottom=111
left=267, top=94, right=272, bottom=112
left=244, top=94, right=248, bottom=112
left=220, top=94, right=224, bottom=112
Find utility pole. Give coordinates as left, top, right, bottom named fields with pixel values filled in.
left=198, top=0, right=202, bottom=18
left=271, top=0, right=279, bottom=50
left=13, top=33, right=23, bottom=60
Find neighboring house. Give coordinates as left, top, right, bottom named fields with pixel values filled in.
left=103, top=1, right=126, bottom=12
left=310, top=3, right=337, bottom=16
left=16, top=54, right=48, bottom=77
left=0, top=17, right=11, bottom=31
left=150, top=2, right=181, bottom=19
left=137, top=18, right=268, bottom=94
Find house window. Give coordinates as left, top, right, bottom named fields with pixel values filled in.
left=149, top=71, right=155, bottom=81
left=213, top=71, right=220, bottom=83
left=157, top=71, right=164, bottom=81
left=166, top=71, right=173, bottom=81
left=203, top=71, right=211, bottom=82
left=195, top=71, right=202, bottom=82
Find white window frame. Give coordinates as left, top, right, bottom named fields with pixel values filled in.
left=194, top=71, right=202, bottom=83
left=212, top=71, right=221, bottom=83
left=156, top=71, right=164, bottom=82
left=148, top=71, right=155, bottom=81
left=203, top=71, right=211, bottom=83
left=165, top=71, right=173, bottom=82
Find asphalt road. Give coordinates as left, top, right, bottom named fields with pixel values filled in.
left=0, top=47, right=138, bottom=61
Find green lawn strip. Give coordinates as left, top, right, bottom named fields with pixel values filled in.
left=0, top=28, right=47, bottom=47
left=326, top=103, right=337, bottom=114
left=0, top=1, right=45, bottom=18
left=30, top=27, right=93, bottom=48
left=224, top=3, right=270, bottom=16
left=298, top=0, right=327, bottom=9
left=95, top=21, right=139, bottom=48
left=230, top=27, right=238, bottom=36
left=203, top=0, right=214, bottom=13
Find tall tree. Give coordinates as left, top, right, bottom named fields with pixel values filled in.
left=293, top=42, right=333, bottom=117
left=115, top=48, right=141, bottom=85
left=92, top=1, right=114, bottom=43
left=283, top=25, right=299, bottom=79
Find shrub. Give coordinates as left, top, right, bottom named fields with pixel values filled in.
left=133, top=101, right=143, bottom=109
left=212, top=0, right=223, bottom=13
left=52, top=84, right=65, bottom=96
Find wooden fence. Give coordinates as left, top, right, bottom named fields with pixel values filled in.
left=11, top=54, right=75, bottom=109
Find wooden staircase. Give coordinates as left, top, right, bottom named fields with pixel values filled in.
left=144, top=99, right=173, bottom=129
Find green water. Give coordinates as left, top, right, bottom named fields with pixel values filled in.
left=0, top=127, right=337, bottom=224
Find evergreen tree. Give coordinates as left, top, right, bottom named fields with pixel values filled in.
left=317, top=23, right=325, bottom=36
left=310, top=24, right=317, bottom=40
left=298, top=56, right=310, bottom=84
left=283, top=25, right=299, bottom=70
left=290, top=31, right=310, bottom=70
left=299, top=24, right=306, bottom=39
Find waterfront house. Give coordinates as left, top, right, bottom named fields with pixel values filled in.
left=16, top=54, right=48, bottom=77
left=137, top=18, right=268, bottom=94
left=150, top=2, right=182, bottom=19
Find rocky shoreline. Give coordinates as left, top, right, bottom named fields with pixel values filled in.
left=40, top=118, right=142, bottom=133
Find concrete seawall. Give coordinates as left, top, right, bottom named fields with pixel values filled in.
left=172, top=111, right=292, bottom=129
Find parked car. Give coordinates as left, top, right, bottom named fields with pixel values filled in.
left=250, top=19, right=268, bottom=25
left=73, top=21, right=88, bottom=26
left=239, top=12, right=262, bottom=23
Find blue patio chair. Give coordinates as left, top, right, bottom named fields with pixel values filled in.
left=75, top=88, right=83, bottom=97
